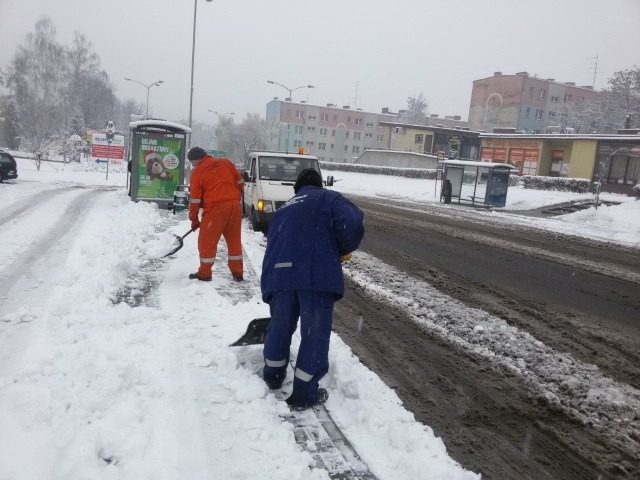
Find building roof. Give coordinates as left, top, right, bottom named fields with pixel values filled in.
left=379, top=121, right=478, bottom=136
left=479, top=133, right=640, bottom=142
left=472, top=72, right=599, bottom=92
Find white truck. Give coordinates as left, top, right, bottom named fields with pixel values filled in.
left=241, top=151, right=333, bottom=232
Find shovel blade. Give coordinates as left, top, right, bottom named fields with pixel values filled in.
left=230, top=317, right=271, bottom=346
left=162, top=234, right=184, bottom=258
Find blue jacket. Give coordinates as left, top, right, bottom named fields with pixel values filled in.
left=261, top=186, right=364, bottom=302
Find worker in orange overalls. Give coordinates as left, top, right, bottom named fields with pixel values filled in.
left=187, top=146, right=244, bottom=282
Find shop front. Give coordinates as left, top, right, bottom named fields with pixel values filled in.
left=480, top=138, right=542, bottom=175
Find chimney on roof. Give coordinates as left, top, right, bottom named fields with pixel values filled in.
left=454, top=115, right=461, bottom=120
left=516, top=71, right=529, bottom=76
left=430, top=114, right=439, bottom=118
left=546, top=78, right=555, bottom=82
left=494, top=71, right=502, bottom=76
left=343, top=105, right=350, bottom=109
left=381, top=107, right=389, bottom=113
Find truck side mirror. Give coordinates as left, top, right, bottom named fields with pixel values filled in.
left=243, top=171, right=250, bottom=182
left=325, top=175, right=334, bottom=187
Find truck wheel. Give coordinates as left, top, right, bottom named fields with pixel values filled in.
left=250, top=209, right=261, bottom=232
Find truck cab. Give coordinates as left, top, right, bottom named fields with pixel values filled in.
left=242, top=151, right=333, bottom=232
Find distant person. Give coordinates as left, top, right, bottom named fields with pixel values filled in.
left=187, top=146, right=244, bottom=282
left=261, top=168, right=365, bottom=410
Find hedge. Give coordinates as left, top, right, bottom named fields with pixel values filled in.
left=320, top=161, right=594, bottom=193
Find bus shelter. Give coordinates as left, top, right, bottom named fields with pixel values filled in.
left=440, top=160, right=516, bottom=207
left=128, top=120, right=191, bottom=209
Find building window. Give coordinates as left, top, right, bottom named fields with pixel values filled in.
left=320, top=128, right=327, bottom=136
left=365, top=132, right=373, bottom=138
left=354, top=132, right=361, bottom=140
left=344, top=145, right=349, bottom=152
left=539, top=89, right=546, bottom=100
left=355, top=118, right=363, bottom=126
left=307, top=126, right=315, bottom=131
left=331, top=129, right=336, bottom=137
left=296, top=110, right=303, bottom=119
left=321, top=113, right=328, bottom=121
left=293, top=140, right=301, bottom=148
left=333, top=115, right=338, bottom=120
left=366, top=122, right=374, bottom=127
left=330, top=144, right=334, bottom=150
left=564, top=94, right=573, bottom=103
left=524, top=107, right=531, bottom=118
left=536, top=109, right=543, bottom=120
left=318, top=142, right=326, bottom=150
left=551, top=96, right=559, bottom=103
left=352, top=146, right=360, bottom=154
left=549, top=111, right=556, bottom=117
left=347, top=116, right=351, bottom=122
left=306, top=141, right=314, bottom=146
left=415, top=134, right=424, bottom=143
left=345, top=131, right=350, bottom=139
left=529, top=87, right=535, bottom=98
left=294, top=125, right=303, bottom=134
left=308, top=115, right=316, bottom=120
left=376, top=134, right=384, bottom=142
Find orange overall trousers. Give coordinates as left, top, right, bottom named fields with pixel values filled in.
left=197, top=199, right=243, bottom=279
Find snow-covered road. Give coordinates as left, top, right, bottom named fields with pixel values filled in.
left=0, top=162, right=478, bottom=479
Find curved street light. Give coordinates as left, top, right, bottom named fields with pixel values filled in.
left=124, top=78, right=163, bottom=118
left=208, top=110, right=234, bottom=149
left=267, top=80, right=315, bottom=102
left=594, top=147, right=631, bottom=210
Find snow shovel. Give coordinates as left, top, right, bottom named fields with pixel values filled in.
left=230, top=317, right=271, bottom=346
left=162, top=229, right=195, bottom=258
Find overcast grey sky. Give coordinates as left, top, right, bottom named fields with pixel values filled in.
left=1, top=0, right=639, bottom=126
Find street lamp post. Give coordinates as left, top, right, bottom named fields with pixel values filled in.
left=208, top=110, right=234, bottom=150
left=124, top=78, right=164, bottom=118
left=189, top=0, right=214, bottom=146
left=266, top=80, right=315, bottom=103
left=266, top=80, right=314, bottom=153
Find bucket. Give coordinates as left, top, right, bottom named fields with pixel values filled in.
left=173, top=186, right=189, bottom=214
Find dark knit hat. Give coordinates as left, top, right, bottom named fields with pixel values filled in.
left=294, top=168, right=323, bottom=194
left=187, top=146, right=207, bottom=161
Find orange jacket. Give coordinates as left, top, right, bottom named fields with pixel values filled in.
left=189, top=156, right=244, bottom=220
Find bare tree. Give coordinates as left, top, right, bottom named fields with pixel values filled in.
left=599, top=66, right=640, bottom=131
left=400, top=93, right=429, bottom=125
left=220, top=113, right=267, bottom=163
left=5, top=16, right=66, bottom=157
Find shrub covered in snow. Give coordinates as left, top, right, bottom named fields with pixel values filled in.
left=518, top=175, right=591, bottom=193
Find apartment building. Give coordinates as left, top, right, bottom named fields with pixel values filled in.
left=468, top=72, right=601, bottom=134
left=265, top=99, right=398, bottom=162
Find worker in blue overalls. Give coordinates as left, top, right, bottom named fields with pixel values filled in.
left=261, top=168, right=365, bottom=410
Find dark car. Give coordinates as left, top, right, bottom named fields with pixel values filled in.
left=0, top=150, right=18, bottom=182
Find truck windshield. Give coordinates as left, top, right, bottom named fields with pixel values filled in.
left=257, top=157, right=320, bottom=181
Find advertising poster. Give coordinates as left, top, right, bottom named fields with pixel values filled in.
left=91, top=133, right=125, bottom=163
left=137, top=136, right=183, bottom=200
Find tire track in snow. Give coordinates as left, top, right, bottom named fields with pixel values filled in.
left=0, top=185, right=84, bottom=227
left=0, top=188, right=102, bottom=306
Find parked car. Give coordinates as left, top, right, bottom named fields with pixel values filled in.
left=0, top=150, right=18, bottom=182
